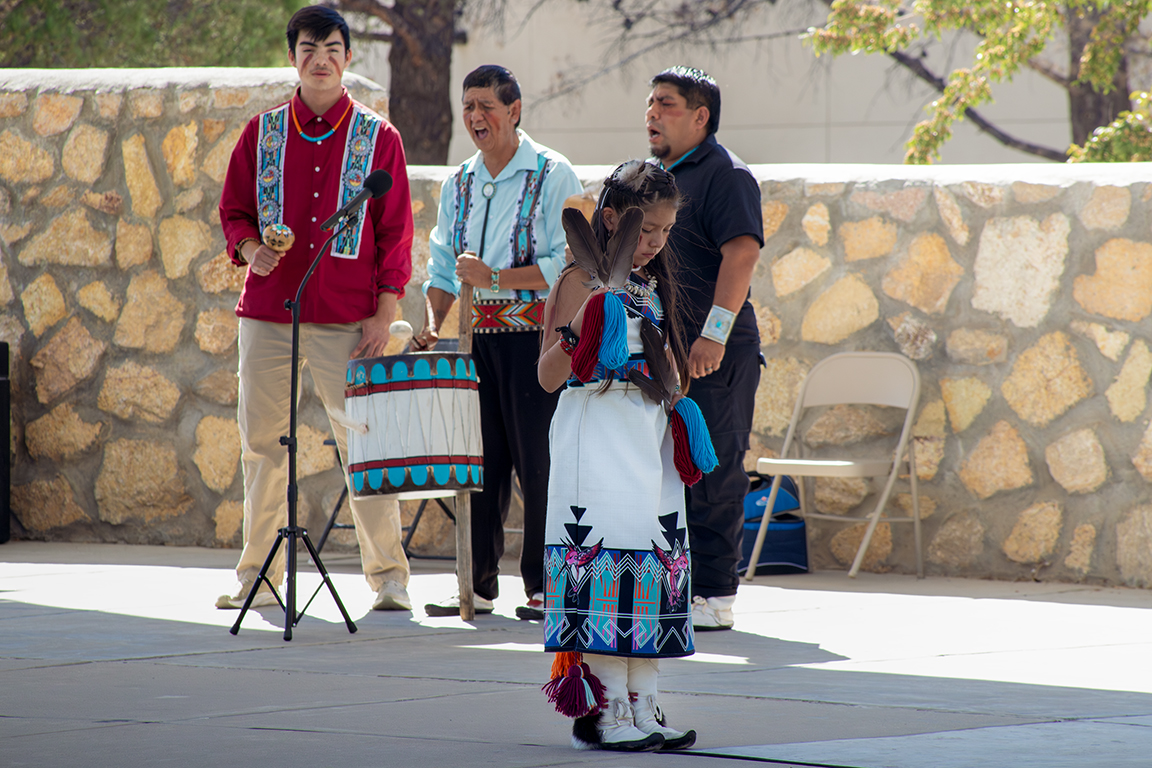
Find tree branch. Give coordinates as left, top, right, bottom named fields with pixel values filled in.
left=888, top=50, right=1066, bottom=161
left=336, top=0, right=425, bottom=63
left=1025, top=56, right=1070, bottom=87
left=352, top=30, right=394, bottom=43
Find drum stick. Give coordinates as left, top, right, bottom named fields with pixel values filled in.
left=455, top=284, right=475, bottom=620
left=389, top=320, right=413, bottom=353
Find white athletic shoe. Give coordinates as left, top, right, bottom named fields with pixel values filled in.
left=691, top=594, right=735, bottom=631
left=372, top=581, right=412, bottom=611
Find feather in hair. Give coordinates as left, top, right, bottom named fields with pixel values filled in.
left=561, top=208, right=607, bottom=289
left=602, top=207, right=643, bottom=289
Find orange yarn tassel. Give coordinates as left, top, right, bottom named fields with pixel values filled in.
left=550, top=651, right=582, bottom=679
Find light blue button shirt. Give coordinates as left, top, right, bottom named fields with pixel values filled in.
left=425, top=131, right=583, bottom=301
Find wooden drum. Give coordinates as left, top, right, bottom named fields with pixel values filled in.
left=344, top=352, right=483, bottom=500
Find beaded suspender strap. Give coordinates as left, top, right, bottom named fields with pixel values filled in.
left=256, top=105, right=289, bottom=233
left=509, top=153, right=552, bottom=301
left=331, top=106, right=383, bottom=258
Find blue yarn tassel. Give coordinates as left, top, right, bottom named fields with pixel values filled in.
left=674, top=397, right=718, bottom=473
left=598, top=292, right=629, bottom=370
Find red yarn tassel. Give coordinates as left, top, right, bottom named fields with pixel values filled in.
left=570, top=294, right=605, bottom=382
left=670, top=411, right=703, bottom=486
left=543, top=653, right=606, bottom=718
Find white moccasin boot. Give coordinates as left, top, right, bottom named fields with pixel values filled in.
left=628, top=658, right=696, bottom=750
left=572, top=655, right=663, bottom=751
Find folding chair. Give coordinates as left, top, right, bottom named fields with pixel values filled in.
left=746, top=351, right=922, bottom=579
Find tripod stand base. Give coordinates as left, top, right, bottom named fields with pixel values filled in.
left=230, top=524, right=357, bottom=641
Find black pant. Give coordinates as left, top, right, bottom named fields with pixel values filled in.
left=685, top=343, right=762, bottom=599
left=470, top=331, right=559, bottom=600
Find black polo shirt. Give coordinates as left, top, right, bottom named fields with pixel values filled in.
left=662, top=134, right=763, bottom=347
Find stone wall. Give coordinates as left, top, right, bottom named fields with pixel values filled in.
left=4, top=70, right=1152, bottom=587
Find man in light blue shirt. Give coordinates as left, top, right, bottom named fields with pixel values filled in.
left=414, top=65, right=582, bottom=619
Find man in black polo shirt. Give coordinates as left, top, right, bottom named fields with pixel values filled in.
left=646, top=66, right=763, bottom=631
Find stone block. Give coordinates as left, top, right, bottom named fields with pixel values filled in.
left=887, top=312, right=936, bottom=361
left=194, top=308, right=239, bottom=355
left=178, top=90, right=202, bottom=113
left=801, top=274, right=879, bottom=344
left=1069, top=320, right=1128, bottom=362
left=33, top=93, right=83, bottom=136
left=62, top=124, right=110, bottom=184
left=814, top=477, right=869, bottom=514
left=753, top=357, right=808, bottom=437
left=763, top=200, right=788, bottom=240
left=82, top=190, right=124, bottom=216
left=95, top=439, right=192, bottom=524
left=805, top=182, right=845, bottom=197
left=750, top=298, right=781, bottom=346
left=297, top=423, right=337, bottom=477
left=158, top=215, right=212, bottom=278
left=972, top=214, right=1069, bottom=328
left=802, top=203, right=830, bottom=246
left=1131, top=422, right=1152, bottom=482
left=175, top=188, right=203, bottom=213
left=959, top=420, right=1033, bottom=500
left=122, top=134, right=162, bottom=219
left=895, top=493, right=936, bottom=519
left=202, top=118, right=227, bottom=144
left=1078, top=185, right=1131, bottom=230
left=945, top=328, right=1008, bottom=365
left=41, top=185, right=75, bottom=208
left=25, top=403, right=103, bottom=461
left=193, top=415, right=241, bottom=493
left=115, top=219, right=153, bottom=268
left=912, top=399, right=946, bottom=481
left=97, top=361, right=181, bottom=424
left=851, top=186, right=926, bottom=223
left=1116, top=504, right=1152, bottom=587
left=961, top=181, right=1004, bottom=208
left=1073, top=238, right=1152, bottom=322
left=19, top=208, right=113, bottom=268
left=162, top=121, right=199, bottom=188
left=883, top=232, right=963, bottom=315
left=197, top=250, right=246, bottom=294
left=1012, top=182, right=1061, bottom=204
left=934, top=186, right=969, bottom=246
left=1064, top=523, right=1096, bottom=574
left=1001, top=332, right=1092, bottom=427
left=830, top=522, right=891, bottom=571
left=129, top=90, right=164, bottom=119
left=1105, top=340, right=1152, bottom=422
left=95, top=92, right=122, bottom=119
left=840, top=216, right=898, bottom=261
left=772, top=247, right=830, bottom=297
left=0, top=91, right=28, bottom=118
left=0, top=261, right=12, bottom=305
left=0, top=130, right=54, bottom=184
left=30, top=317, right=107, bottom=404
left=113, top=271, right=186, bottom=353
left=1, top=223, right=31, bottom=248
left=214, top=500, right=244, bottom=544
left=20, top=273, right=67, bottom=337
left=805, top=404, right=890, bottom=447
left=1045, top=428, right=1107, bottom=495
left=940, top=376, right=992, bottom=432
left=77, top=281, right=120, bottom=322
left=201, top=126, right=242, bottom=184
left=194, top=369, right=238, bottom=405
left=928, top=513, right=985, bottom=567
left=213, top=88, right=251, bottom=109
left=11, top=476, right=87, bottom=532
left=1002, top=501, right=1063, bottom=564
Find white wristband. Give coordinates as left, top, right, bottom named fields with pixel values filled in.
left=700, top=305, right=736, bottom=345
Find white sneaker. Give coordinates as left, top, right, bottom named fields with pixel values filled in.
left=691, top=595, right=735, bottom=631
left=372, top=580, right=412, bottom=611
left=216, top=578, right=280, bottom=609
left=424, top=592, right=494, bottom=617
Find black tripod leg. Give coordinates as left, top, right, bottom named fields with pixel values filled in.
left=284, top=526, right=297, bottom=641
left=300, top=530, right=358, bottom=634
left=230, top=531, right=286, bottom=636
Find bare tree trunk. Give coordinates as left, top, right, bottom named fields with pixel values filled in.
left=387, top=0, right=456, bottom=164
left=1068, top=7, right=1131, bottom=147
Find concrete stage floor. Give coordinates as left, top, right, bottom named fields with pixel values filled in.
left=2, top=541, right=1151, bottom=767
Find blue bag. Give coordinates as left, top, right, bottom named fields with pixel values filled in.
left=738, top=473, right=808, bottom=575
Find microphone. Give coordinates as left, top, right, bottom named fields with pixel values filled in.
left=320, top=169, right=393, bottom=231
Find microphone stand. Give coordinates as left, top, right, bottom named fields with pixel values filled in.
left=230, top=213, right=363, bottom=641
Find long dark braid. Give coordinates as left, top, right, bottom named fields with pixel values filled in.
left=592, top=160, right=691, bottom=393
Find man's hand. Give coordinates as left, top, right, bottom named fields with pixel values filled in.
left=411, top=325, right=439, bottom=351
left=688, top=337, right=725, bottom=379
left=351, top=292, right=399, bottom=359
left=456, top=252, right=492, bottom=287
left=244, top=242, right=285, bottom=277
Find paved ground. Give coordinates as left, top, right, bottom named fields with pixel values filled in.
left=2, top=540, right=1151, bottom=768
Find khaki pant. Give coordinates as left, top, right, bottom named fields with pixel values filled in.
left=234, top=318, right=409, bottom=592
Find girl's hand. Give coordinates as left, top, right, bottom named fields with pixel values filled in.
left=569, top=286, right=607, bottom=337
